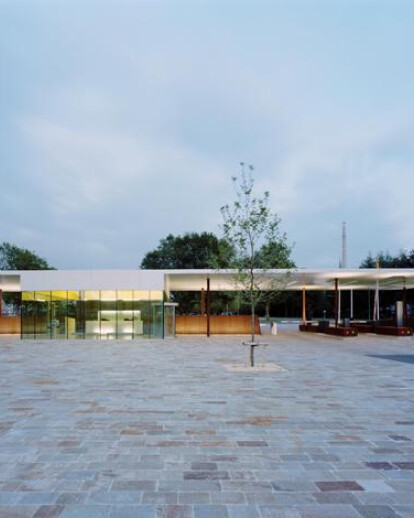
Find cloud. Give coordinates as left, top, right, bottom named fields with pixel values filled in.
left=1, top=2, right=414, bottom=269
left=16, top=113, right=232, bottom=267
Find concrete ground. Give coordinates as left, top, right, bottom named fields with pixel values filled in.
left=0, top=327, right=413, bottom=518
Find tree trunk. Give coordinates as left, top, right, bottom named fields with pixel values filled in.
left=251, top=301, right=255, bottom=343
left=250, top=300, right=255, bottom=367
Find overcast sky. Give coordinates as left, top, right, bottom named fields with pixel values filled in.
left=1, top=0, right=413, bottom=269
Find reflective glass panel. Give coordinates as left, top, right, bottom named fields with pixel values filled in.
left=21, top=291, right=35, bottom=339
left=152, top=301, right=164, bottom=338
left=35, top=291, right=51, bottom=339
left=100, top=291, right=116, bottom=339
left=67, top=291, right=80, bottom=339
left=117, top=290, right=134, bottom=339
left=83, top=291, right=101, bottom=339
left=51, top=291, right=68, bottom=339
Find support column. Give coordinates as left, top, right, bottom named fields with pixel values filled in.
left=403, top=283, right=407, bottom=325
left=206, top=278, right=210, bottom=337
left=302, top=286, right=307, bottom=324
left=338, top=289, right=341, bottom=324
left=0, top=288, right=2, bottom=317
left=373, top=280, right=380, bottom=321
left=350, top=289, right=354, bottom=320
left=377, top=283, right=380, bottom=322
left=334, top=278, right=339, bottom=327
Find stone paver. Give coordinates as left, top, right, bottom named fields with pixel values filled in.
left=0, top=327, right=413, bottom=517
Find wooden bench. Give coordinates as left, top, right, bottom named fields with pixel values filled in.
left=299, top=323, right=358, bottom=337
left=374, top=326, right=413, bottom=336
left=351, top=323, right=375, bottom=333
left=324, top=326, right=358, bottom=337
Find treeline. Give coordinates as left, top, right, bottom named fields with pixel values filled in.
left=0, top=242, right=54, bottom=270
left=360, top=249, right=414, bottom=268
left=140, top=231, right=295, bottom=315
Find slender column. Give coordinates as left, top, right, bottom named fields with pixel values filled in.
left=302, top=286, right=306, bottom=324
left=338, top=289, right=341, bottom=324
left=206, top=278, right=210, bottom=337
left=0, top=288, right=2, bottom=317
left=377, top=284, right=380, bottom=322
left=374, top=280, right=380, bottom=321
left=334, top=278, right=339, bottom=327
left=403, top=281, right=407, bottom=326
left=350, top=289, right=354, bottom=319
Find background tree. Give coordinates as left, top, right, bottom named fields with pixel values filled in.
left=360, top=250, right=414, bottom=268
left=257, top=240, right=295, bottom=321
left=0, top=242, right=54, bottom=313
left=0, top=242, right=54, bottom=270
left=359, top=249, right=414, bottom=322
left=140, top=232, right=235, bottom=313
left=221, top=163, right=293, bottom=366
left=140, top=232, right=234, bottom=269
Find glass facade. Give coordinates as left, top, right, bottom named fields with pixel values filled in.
left=21, top=290, right=165, bottom=340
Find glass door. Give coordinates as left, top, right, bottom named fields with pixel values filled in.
left=164, top=303, right=177, bottom=338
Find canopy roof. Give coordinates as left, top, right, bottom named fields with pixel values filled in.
left=1, top=268, right=414, bottom=293
left=166, top=268, right=414, bottom=291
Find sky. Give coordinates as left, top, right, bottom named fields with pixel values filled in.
left=1, top=0, right=413, bottom=269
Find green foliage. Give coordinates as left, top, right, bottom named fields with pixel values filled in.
left=0, top=242, right=54, bottom=270
left=360, top=250, right=414, bottom=268
left=0, top=242, right=54, bottom=311
left=140, top=232, right=235, bottom=313
left=140, top=232, right=234, bottom=270
left=221, top=165, right=279, bottom=272
left=221, top=163, right=294, bottom=342
left=256, top=240, right=296, bottom=320
left=255, top=240, right=295, bottom=270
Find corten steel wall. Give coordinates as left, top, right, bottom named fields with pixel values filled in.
left=0, top=317, right=21, bottom=334
left=176, top=315, right=261, bottom=335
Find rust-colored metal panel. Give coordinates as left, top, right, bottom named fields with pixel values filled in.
left=176, top=315, right=261, bottom=335
left=176, top=315, right=207, bottom=334
left=0, top=316, right=21, bottom=334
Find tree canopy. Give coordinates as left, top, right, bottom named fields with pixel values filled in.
left=140, top=232, right=235, bottom=314
left=254, top=240, right=295, bottom=270
left=140, top=232, right=234, bottom=269
left=0, top=242, right=54, bottom=270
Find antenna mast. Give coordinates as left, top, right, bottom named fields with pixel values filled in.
left=341, top=221, right=347, bottom=268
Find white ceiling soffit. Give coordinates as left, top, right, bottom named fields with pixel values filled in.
left=18, top=270, right=165, bottom=292
left=165, top=269, right=414, bottom=291
left=0, top=274, right=22, bottom=292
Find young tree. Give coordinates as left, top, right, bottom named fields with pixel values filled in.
left=221, top=163, right=293, bottom=366
left=257, top=240, right=295, bottom=322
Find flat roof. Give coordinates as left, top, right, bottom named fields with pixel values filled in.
left=1, top=268, right=414, bottom=292
left=165, top=268, right=414, bottom=291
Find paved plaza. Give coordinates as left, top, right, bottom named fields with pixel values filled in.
left=0, top=328, right=414, bottom=518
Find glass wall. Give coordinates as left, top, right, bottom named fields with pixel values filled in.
left=164, top=303, right=177, bottom=337
left=21, top=290, right=165, bottom=340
